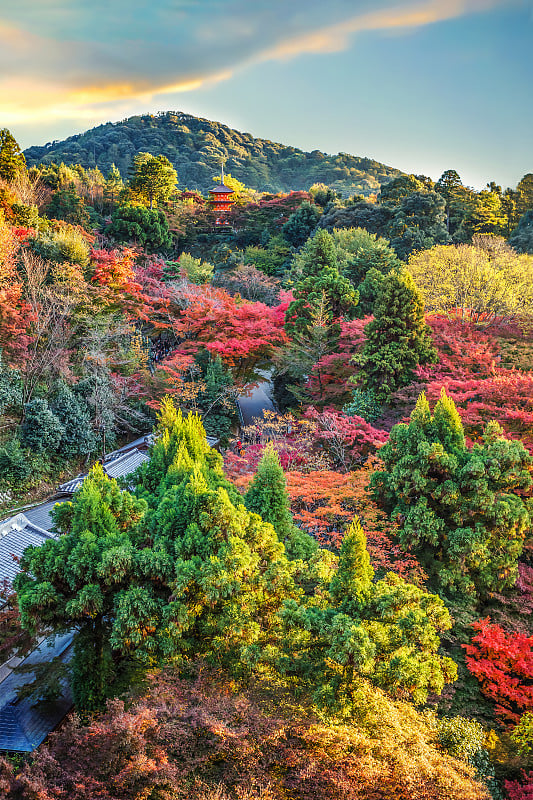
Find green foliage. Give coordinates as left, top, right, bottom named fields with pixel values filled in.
left=372, top=390, right=532, bottom=597
left=380, top=174, right=426, bottom=205
left=389, top=191, right=450, bottom=259
left=15, top=464, right=148, bottom=710
left=129, top=151, right=177, bottom=208
left=103, top=164, right=123, bottom=206
left=179, top=251, right=214, bottom=284
left=511, top=712, right=533, bottom=755
left=50, top=383, right=96, bottom=458
left=280, top=518, right=456, bottom=715
left=0, top=438, right=29, bottom=484
left=45, top=187, right=90, bottom=226
left=107, top=203, right=172, bottom=252
left=244, top=234, right=294, bottom=276
left=510, top=210, right=533, bottom=254
left=0, top=129, right=26, bottom=183
left=0, top=353, right=22, bottom=416
left=356, top=268, right=436, bottom=402
left=330, top=226, right=401, bottom=313
left=245, top=444, right=296, bottom=545
left=436, top=716, right=500, bottom=798
left=343, top=388, right=382, bottom=423
left=20, top=398, right=64, bottom=454
left=285, top=230, right=359, bottom=335
left=282, top=201, right=321, bottom=247
left=198, top=355, right=235, bottom=445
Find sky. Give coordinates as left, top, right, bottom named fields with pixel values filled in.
left=1, top=0, right=531, bottom=189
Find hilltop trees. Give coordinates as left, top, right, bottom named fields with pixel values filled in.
left=372, top=390, right=532, bottom=597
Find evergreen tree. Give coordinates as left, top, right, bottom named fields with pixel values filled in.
left=20, top=398, right=64, bottom=454
left=45, top=186, right=90, bottom=226
left=356, top=268, right=436, bottom=403
left=282, top=201, right=321, bottom=247
left=103, top=164, right=124, bottom=207
left=50, top=383, right=96, bottom=458
left=388, top=191, right=450, bottom=258
left=285, top=230, right=358, bottom=335
left=510, top=209, right=533, bottom=254
left=0, top=352, right=22, bottom=417
left=15, top=465, right=148, bottom=711
left=199, top=355, right=235, bottom=446
left=107, top=203, right=172, bottom=252
left=371, top=389, right=533, bottom=597
left=329, top=518, right=373, bottom=611
left=330, top=227, right=401, bottom=314
left=129, top=152, right=177, bottom=209
left=0, top=129, right=26, bottom=183
left=245, top=444, right=295, bottom=541
left=280, top=516, right=456, bottom=714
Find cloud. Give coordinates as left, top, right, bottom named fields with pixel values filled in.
left=0, top=0, right=512, bottom=125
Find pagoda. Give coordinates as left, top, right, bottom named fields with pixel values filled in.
left=208, top=164, right=235, bottom=226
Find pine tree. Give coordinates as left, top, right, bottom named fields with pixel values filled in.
left=285, top=230, right=358, bottom=335
left=280, top=516, right=456, bottom=714
left=330, top=517, right=373, bottom=611
left=356, top=268, right=437, bottom=403
left=20, top=398, right=64, bottom=454
left=15, top=465, right=148, bottom=711
left=371, top=389, right=533, bottom=597
left=0, top=129, right=26, bottom=183
left=245, top=444, right=295, bottom=541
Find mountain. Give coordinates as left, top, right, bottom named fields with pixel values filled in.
left=24, top=111, right=403, bottom=197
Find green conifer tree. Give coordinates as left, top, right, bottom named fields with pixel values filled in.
left=15, top=465, right=148, bottom=711
left=0, top=129, right=26, bottom=183
left=330, top=518, right=374, bottom=612
left=285, top=230, right=358, bottom=335
left=20, top=398, right=64, bottom=454
left=356, top=268, right=437, bottom=403
left=371, top=389, right=533, bottom=596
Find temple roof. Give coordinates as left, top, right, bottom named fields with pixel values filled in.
left=209, top=183, right=235, bottom=194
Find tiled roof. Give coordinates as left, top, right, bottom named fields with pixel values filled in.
left=0, top=515, right=55, bottom=585
left=0, top=633, right=73, bottom=752
left=23, top=500, right=64, bottom=533
left=57, top=448, right=150, bottom=495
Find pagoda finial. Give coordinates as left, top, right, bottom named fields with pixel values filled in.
left=221, top=157, right=225, bottom=185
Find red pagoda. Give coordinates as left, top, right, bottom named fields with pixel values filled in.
left=208, top=166, right=235, bottom=226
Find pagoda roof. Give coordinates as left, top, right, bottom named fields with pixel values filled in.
left=209, top=183, right=235, bottom=194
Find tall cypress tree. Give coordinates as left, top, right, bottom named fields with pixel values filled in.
left=245, top=444, right=318, bottom=560
left=245, top=445, right=294, bottom=540
left=356, top=268, right=436, bottom=403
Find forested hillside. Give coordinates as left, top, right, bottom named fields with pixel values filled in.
left=23, top=111, right=403, bottom=196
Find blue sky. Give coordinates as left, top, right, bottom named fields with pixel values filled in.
left=1, top=0, right=531, bottom=189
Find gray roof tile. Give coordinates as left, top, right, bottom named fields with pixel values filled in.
left=0, top=633, right=74, bottom=752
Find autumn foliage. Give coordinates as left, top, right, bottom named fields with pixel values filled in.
left=0, top=667, right=489, bottom=800
left=464, top=618, right=533, bottom=724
